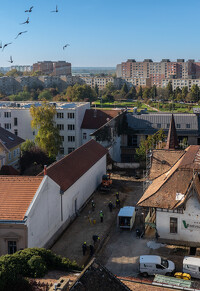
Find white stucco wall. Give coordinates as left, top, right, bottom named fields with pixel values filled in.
left=26, top=176, right=61, bottom=248
left=25, top=154, right=106, bottom=248
left=61, top=155, right=106, bottom=222
left=156, top=190, right=200, bottom=244
left=81, top=129, right=94, bottom=145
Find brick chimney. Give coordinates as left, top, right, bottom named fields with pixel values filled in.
left=44, top=165, right=47, bottom=176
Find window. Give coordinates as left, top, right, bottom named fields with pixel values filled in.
left=59, top=147, right=64, bottom=154
left=57, top=112, right=64, bottom=119
left=68, top=136, right=75, bottom=142
left=4, top=123, right=11, bottom=130
left=170, top=217, right=177, bottom=233
left=83, top=133, right=87, bottom=140
left=14, top=117, right=18, bottom=126
left=68, top=124, right=75, bottom=130
left=14, top=129, right=18, bottom=136
left=167, top=123, right=170, bottom=128
left=8, top=153, right=11, bottom=160
left=61, top=136, right=64, bottom=142
left=4, top=112, right=11, bottom=118
left=67, top=112, right=75, bottom=119
left=57, top=124, right=64, bottom=130
left=68, top=147, right=75, bottom=154
left=8, top=241, right=17, bottom=254
left=13, top=150, right=16, bottom=157
left=186, top=124, right=190, bottom=129
left=156, top=264, right=165, bottom=269
left=33, top=131, right=35, bottom=136
left=177, top=124, right=181, bottom=129
left=157, top=123, right=161, bottom=128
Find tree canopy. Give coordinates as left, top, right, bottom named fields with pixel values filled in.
left=30, top=103, right=62, bottom=158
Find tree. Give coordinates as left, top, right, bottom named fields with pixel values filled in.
left=182, top=86, right=188, bottom=100
left=137, top=86, right=143, bottom=98
left=121, top=83, right=129, bottom=97
left=150, top=85, right=157, bottom=99
left=21, top=139, right=36, bottom=154
left=125, top=86, right=136, bottom=99
left=105, top=82, right=116, bottom=93
left=136, top=129, right=166, bottom=161
left=190, top=84, right=200, bottom=102
left=30, top=103, right=62, bottom=158
left=94, top=84, right=99, bottom=96
left=65, top=84, right=96, bottom=102
left=5, top=69, right=23, bottom=77
left=38, top=89, right=53, bottom=101
left=142, top=88, right=150, bottom=100
left=166, top=81, right=173, bottom=99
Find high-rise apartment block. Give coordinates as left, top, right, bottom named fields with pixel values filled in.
left=33, top=61, right=71, bottom=76
left=117, top=59, right=200, bottom=87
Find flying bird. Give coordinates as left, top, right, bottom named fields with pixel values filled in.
left=15, top=31, right=27, bottom=39
left=2, top=42, right=12, bottom=51
left=20, top=17, right=29, bottom=24
left=63, top=44, right=70, bottom=50
left=25, top=6, right=33, bottom=13
left=0, top=41, right=2, bottom=49
left=51, top=5, right=58, bottom=12
left=8, top=56, right=13, bottom=63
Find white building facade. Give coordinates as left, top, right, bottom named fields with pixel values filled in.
left=0, top=101, right=90, bottom=155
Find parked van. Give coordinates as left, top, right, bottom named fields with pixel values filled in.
left=183, top=257, right=200, bottom=279
left=139, top=255, right=175, bottom=276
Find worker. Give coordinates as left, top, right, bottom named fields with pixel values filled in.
left=89, top=244, right=94, bottom=256
left=108, top=201, right=113, bottom=212
left=155, top=229, right=160, bottom=240
left=99, top=210, right=104, bottom=223
left=91, top=200, right=95, bottom=211
left=116, top=192, right=119, bottom=199
left=92, top=235, right=100, bottom=245
left=82, top=242, right=87, bottom=255
left=116, top=198, right=120, bottom=208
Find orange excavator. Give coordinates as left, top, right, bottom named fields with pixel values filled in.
left=99, top=173, right=112, bottom=191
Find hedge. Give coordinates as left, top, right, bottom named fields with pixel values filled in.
left=0, top=248, right=82, bottom=291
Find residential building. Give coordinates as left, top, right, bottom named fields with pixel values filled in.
left=81, top=109, right=122, bottom=145
left=33, top=61, right=71, bottom=76
left=0, top=126, right=24, bottom=169
left=79, top=76, right=114, bottom=90
left=10, top=65, right=33, bottom=72
left=162, top=78, right=200, bottom=90
left=137, top=144, right=200, bottom=247
left=0, top=140, right=108, bottom=255
left=117, top=59, right=200, bottom=87
left=0, top=101, right=90, bottom=155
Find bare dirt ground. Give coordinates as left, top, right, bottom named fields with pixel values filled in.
left=51, top=175, right=143, bottom=267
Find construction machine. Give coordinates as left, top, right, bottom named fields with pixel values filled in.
left=99, top=173, right=112, bottom=191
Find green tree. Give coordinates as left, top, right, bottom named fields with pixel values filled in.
left=142, top=88, right=150, bottom=100
left=190, top=84, right=200, bottom=102
left=121, top=83, right=129, bottom=97
left=30, top=103, right=62, bottom=158
left=125, top=86, right=136, bottom=99
left=5, top=69, right=23, bottom=77
left=150, top=85, right=157, bottom=99
left=182, top=86, right=188, bottom=100
left=21, top=139, right=36, bottom=154
left=94, top=83, right=99, bottom=96
left=174, top=86, right=181, bottom=99
left=136, top=129, right=166, bottom=161
left=137, top=86, right=143, bottom=98
left=65, top=84, right=96, bottom=102
left=166, top=81, right=173, bottom=99
left=105, top=82, right=116, bottom=93
left=38, top=89, right=53, bottom=101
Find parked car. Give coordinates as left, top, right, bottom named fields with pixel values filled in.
left=139, top=255, right=175, bottom=277
left=183, top=257, right=200, bottom=279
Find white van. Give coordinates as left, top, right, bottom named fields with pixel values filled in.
left=139, top=255, right=175, bottom=276
left=183, top=257, right=200, bottom=279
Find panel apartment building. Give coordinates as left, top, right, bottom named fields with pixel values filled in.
left=33, top=61, right=71, bottom=76
left=117, top=59, right=200, bottom=88
left=0, top=101, right=90, bottom=155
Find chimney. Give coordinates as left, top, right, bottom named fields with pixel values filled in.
left=44, top=165, right=47, bottom=176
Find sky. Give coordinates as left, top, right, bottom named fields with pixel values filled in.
left=0, top=0, right=200, bottom=67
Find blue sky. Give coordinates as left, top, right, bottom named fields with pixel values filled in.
left=0, top=0, right=200, bottom=67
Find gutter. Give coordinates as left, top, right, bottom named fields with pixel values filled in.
left=0, top=220, right=26, bottom=224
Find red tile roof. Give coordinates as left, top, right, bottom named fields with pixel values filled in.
left=0, top=165, right=20, bottom=175
left=81, top=109, right=122, bottom=129
left=39, top=139, right=108, bottom=192
left=0, top=176, right=43, bottom=221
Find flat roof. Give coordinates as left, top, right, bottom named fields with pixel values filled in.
left=183, top=256, right=200, bottom=266
left=140, top=255, right=161, bottom=264
left=0, top=101, right=89, bottom=110
left=118, top=206, right=135, bottom=217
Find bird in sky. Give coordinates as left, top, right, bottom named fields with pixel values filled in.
left=15, top=31, right=28, bottom=39
left=20, top=17, right=29, bottom=25
left=0, top=41, right=2, bottom=49
left=8, top=56, right=13, bottom=63
left=25, top=6, right=33, bottom=13
left=63, top=44, right=70, bottom=50
left=2, top=42, right=12, bottom=51
left=51, top=5, right=58, bottom=13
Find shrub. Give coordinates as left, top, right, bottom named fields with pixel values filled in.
left=28, top=255, right=47, bottom=278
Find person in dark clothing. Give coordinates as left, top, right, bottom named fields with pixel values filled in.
left=93, top=235, right=100, bottom=245
left=116, top=198, right=120, bottom=208
left=91, top=200, right=95, bottom=211
left=89, top=244, right=94, bottom=256
left=82, top=242, right=87, bottom=255
left=116, top=192, right=119, bottom=200
left=108, top=201, right=113, bottom=212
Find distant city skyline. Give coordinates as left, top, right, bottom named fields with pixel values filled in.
left=1, top=0, right=200, bottom=67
